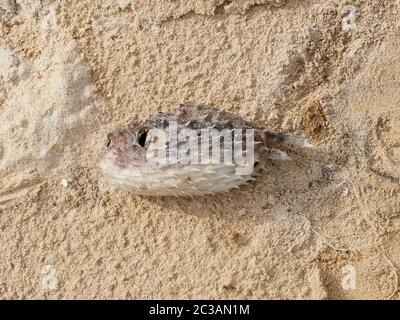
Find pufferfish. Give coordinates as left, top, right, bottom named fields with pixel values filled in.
left=99, top=103, right=310, bottom=196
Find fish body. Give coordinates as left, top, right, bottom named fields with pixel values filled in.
left=99, top=104, right=293, bottom=196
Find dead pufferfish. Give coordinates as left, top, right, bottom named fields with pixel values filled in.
left=99, top=104, right=310, bottom=196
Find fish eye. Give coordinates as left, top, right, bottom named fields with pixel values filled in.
left=138, top=129, right=149, bottom=148
left=106, top=133, right=113, bottom=148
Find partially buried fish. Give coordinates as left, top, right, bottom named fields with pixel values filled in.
left=99, top=103, right=310, bottom=196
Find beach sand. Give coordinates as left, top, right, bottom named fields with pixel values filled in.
left=0, top=0, right=399, bottom=299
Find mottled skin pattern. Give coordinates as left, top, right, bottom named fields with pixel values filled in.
left=99, top=104, right=290, bottom=196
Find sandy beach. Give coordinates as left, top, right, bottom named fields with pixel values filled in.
left=0, top=0, right=399, bottom=299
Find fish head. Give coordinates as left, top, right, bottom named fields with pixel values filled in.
left=98, top=124, right=156, bottom=178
